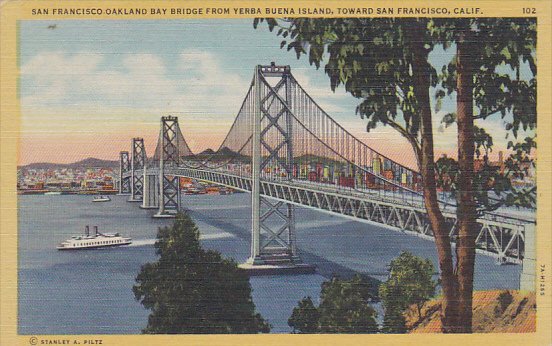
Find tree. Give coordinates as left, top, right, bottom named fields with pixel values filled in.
left=381, top=306, right=407, bottom=334
left=133, top=212, right=270, bottom=334
left=288, top=275, right=378, bottom=333
left=432, top=18, right=536, bottom=331
left=288, top=297, right=320, bottom=333
left=379, top=251, right=437, bottom=334
left=256, top=17, right=535, bottom=332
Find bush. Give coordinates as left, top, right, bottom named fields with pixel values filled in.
left=381, top=307, right=407, bottom=334
left=288, top=275, right=378, bottom=334
left=495, top=291, right=513, bottom=316
left=379, top=251, right=437, bottom=333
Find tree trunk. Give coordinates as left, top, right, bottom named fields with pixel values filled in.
left=407, top=19, right=460, bottom=333
left=454, top=25, right=478, bottom=333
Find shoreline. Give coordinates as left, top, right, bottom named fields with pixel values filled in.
left=17, top=190, right=119, bottom=195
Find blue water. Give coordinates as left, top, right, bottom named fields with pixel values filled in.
left=18, top=194, right=522, bottom=334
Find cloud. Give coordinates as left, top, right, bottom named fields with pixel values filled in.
left=20, top=49, right=249, bottom=112
left=21, top=52, right=104, bottom=81
left=21, top=52, right=175, bottom=111
left=21, top=52, right=101, bottom=106
left=175, top=49, right=250, bottom=114
left=20, top=50, right=252, bottom=151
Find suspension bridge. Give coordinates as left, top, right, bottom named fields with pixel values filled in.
left=114, top=63, right=536, bottom=288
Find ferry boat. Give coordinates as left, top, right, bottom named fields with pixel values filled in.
left=57, top=226, right=132, bottom=250
left=44, top=191, right=62, bottom=195
left=92, top=195, right=111, bottom=202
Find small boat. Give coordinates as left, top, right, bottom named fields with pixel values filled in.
left=44, top=191, right=62, bottom=195
left=57, top=226, right=131, bottom=250
left=92, top=195, right=111, bottom=202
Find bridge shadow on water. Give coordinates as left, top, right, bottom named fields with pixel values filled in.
left=184, top=207, right=382, bottom=294
left=181, top=196, right=522, bottom=293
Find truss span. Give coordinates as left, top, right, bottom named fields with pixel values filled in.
left=125, top=167, right=531, bottom=264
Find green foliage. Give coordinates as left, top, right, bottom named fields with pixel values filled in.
left=379, top=252, right=437, bottom=331
left=434, top=19, right=536, bottom=133
left=256, top=18, right=537, bottom=212
left=318, top=275, right=378, bottom=333
left=133, top=212, right=270, bottom=334
left=435, top=155, right=459, bottom=194
left=435, top=133, right=536, bottom=211
left=432, top=18, right=537, bottom=211
left=288, top=275, right=378, bottom=334
left=381, top=306, right=407, bottom=334
left=288, top=297, right=320, bottom=333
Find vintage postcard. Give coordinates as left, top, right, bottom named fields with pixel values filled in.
left=1, top=0, right=551, bottom=345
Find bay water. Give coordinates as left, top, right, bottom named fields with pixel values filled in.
left=18, top=193, right=522, bottom=334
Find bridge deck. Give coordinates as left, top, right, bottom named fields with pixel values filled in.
left=122, top=166, right=534, bottom=264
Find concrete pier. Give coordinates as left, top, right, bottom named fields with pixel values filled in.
left=519, top=223, right=536, bottom=291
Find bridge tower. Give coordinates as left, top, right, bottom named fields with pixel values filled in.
left=129, top=138, right=146, bottom=202
left=118, top=151, right=131, bottom=195
left=154, top=116, right=182, bottom=218
left=242, top=63, right=314, bottom=274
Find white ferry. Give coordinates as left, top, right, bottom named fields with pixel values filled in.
left=57, top=226, right=132, bottom=250
left=92, top=195, right=111, bottom=202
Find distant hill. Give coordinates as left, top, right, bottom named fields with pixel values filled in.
left=198, top=148, right=216, bottom=156
left=19, top=157, right=119, bottom=170
left=183, top=147, right=250, bottom=162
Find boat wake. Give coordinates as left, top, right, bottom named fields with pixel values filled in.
left=128, top=232, right=236, bottom=247
left=127, top=239, right=156, bottom=247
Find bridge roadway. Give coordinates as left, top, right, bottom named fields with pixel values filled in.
left=123, top=166, right=534, bottom=265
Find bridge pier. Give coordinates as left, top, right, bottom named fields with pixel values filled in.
left=140, top=169, right=159, bottom=209
left=520, top=223, right=536, bottom=291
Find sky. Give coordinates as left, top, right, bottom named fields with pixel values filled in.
left=18, top=19, right=531, bottom=167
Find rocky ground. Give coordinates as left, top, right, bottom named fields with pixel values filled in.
left=406, top=290, right=536, bottom=333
